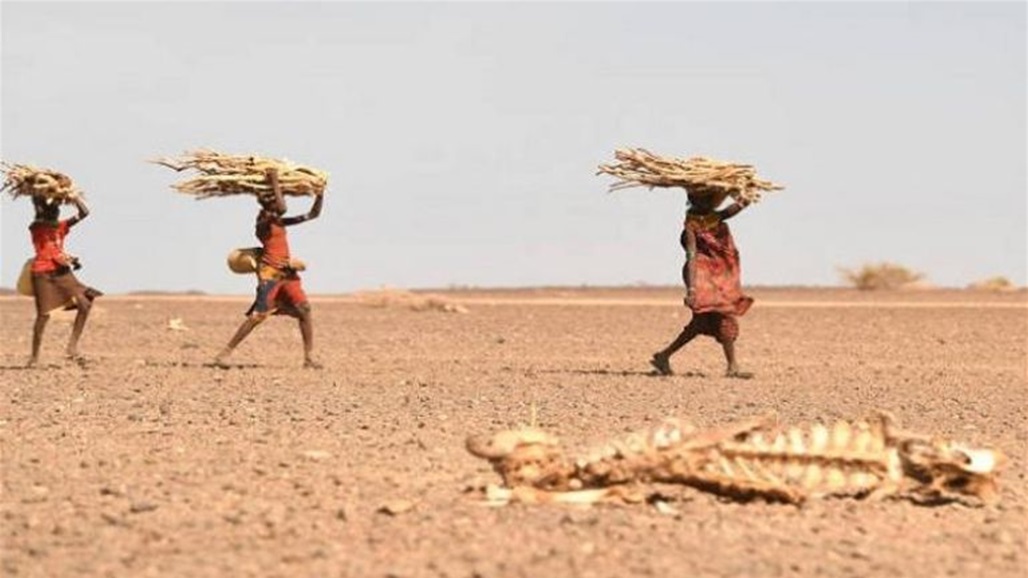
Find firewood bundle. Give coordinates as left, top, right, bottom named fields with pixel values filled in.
left=151, top=150, right=328, bottom=199
left=0, top=162, right=82, bottom=203
left=597, top=148, right=784, bottom=204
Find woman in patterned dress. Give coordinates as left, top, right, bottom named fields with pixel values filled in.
left=650, top=188, right=754, bottom=378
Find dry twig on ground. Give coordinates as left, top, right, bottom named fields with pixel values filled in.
left=151, top=149, right=328, bottom=198
left=597, top=148, right=783, bottom=204
left=1, top=162, right=82, bottom=203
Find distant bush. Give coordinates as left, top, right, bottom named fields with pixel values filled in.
left=353, top=287, right=469, bottom=314
left=839, top=262, right=925, bottom=290
left=967, top=276, right=1016, bottom=292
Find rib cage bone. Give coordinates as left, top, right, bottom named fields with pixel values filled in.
left=466, top=412, right=1005, bottom=507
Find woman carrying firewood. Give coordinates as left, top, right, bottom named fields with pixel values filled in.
left=650, top=187, right=754, bottom=378
left=597, top=148, right=781, bottom=379
left=213, top=168, right=324, bottom=369
left=26, top=194, right=103, bottom=366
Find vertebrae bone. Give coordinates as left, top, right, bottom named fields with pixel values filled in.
left=466, top=412, right=1004, bottom=507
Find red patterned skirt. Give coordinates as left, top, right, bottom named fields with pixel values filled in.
left=682, top=221, right=753, bottom=317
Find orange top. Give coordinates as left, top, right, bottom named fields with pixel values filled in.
left=256, top=212, right=291, bottom=269
left=29, top=220, right=71, bottom=273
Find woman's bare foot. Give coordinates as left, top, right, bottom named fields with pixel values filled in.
left=62, top=354, right=92, bottom=369
left=650, top=353, right=673, bottom=376
left=725, top=368, right=754, bottom=379
left=210, top=351, right=233, bottom=369
left=303, top=358, right=323, bottom=370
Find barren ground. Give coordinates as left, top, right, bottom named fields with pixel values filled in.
left=1, top=288, right=1026, bottom=578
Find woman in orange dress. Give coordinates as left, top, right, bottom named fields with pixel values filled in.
left=213, top=169, right=324, bottom=369
left=651, top=189, right=754, bottom=378
left=27, top=195, right=103, bottom=366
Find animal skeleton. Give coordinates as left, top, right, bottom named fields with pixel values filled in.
left=466, top=412, right=1004, bottom=507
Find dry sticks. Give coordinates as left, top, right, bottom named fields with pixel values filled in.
left=0, top=162, right=82, bottom=203
left=151, top=150, right=328, bottom=199
left=597, top=148, right=784, bottom=204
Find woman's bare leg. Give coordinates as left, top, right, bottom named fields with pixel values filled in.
left=651, top=323, right=701, bottom=376
left=717, top=315, right=752, bottom=378
left=65, top=291, right=93, bottom=359
left=722, top=341, right=753, bottom=379
left=29, top=314, right=50, bottom=367
left=214, top=315, right=265, bottom=366
left=296, top=304, right=321, bottom=369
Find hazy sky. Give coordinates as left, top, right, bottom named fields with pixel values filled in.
left=2, top=1, right=1024, bottom=294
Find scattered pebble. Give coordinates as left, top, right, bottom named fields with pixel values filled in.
left=377, top=500, right=415, bottom=516
left=652, top=500, right=680, bottom=517
left=302, top=450, right=332, bottom=461
left=167, top=318, right=190, bottom=331
left=129, top=501, right=158, bottom=514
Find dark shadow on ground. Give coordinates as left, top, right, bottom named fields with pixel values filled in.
left=0, top=364, right=62, bottom=371
left=535, top=368, right=709, bottom=378
left=200, top=362, right=263, bottom=370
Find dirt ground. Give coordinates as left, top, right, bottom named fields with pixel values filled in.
left=1, top=287, right=1025, bottom=578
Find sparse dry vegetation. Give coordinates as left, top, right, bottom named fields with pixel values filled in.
left=840, top=262, right=925, bottom=291
left=353, top=287, right=469, bottom=314
left=967, top=276, right=1017, bottom=292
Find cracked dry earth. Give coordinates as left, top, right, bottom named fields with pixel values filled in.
left=1, top=288, right=1025, bottom=578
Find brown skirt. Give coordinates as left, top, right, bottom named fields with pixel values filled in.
left=32, top=269, right=102, bottom=316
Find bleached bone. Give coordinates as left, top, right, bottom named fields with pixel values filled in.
left=467, top=412, right=1005, bottom=507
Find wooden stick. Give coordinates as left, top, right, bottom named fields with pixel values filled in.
left=0, top=161, right=82, bottom=202
left=151, top=150, right=329, bottom=199
left=597, top=148, right=784, bottom=204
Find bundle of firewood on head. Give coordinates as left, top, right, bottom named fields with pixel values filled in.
left=1, top=161, right=83, bottom=205
left=597, top=147, right=784, bottom=206
left=151, top=149, right=328, bottom=199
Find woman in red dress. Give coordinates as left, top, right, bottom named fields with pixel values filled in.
left=651, top=189, right=754, bottom=378
left=27, top=195, right=102, bottom=366
left=213, top=168, right=324, bottom=369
